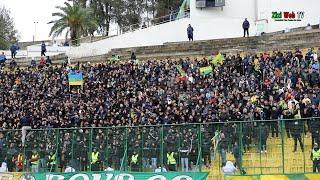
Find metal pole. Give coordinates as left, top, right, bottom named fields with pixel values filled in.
left=55, top=129, right=60, bottom=172
left=89, top=128, right=93, bottom=171
left=160, top=125, right=164, bottom=172
left=302, top=119, right=306, bottom=173
left=259, top=123, right=262, bottom=174
left=198, top=124, right=203, bottom=172
left=141, top=127, right=144, bottom=172
left=34, top=22, right=38, bottom=42
left=280, top=119, right=285, bottom=174
left=105, top=128, right=109, bottom=170
left=71, top=130, right=75, bottom=161
left=239, top=122, right=244, bottom=175
left=124, top=127, right=128, bottom=171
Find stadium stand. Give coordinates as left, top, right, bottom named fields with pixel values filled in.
left=0, top=30, right=320, bottom=180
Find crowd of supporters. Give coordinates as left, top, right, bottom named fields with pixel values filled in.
left=0, top=48, right=319, bottom=172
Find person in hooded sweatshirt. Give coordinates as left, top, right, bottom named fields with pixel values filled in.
left=65, top=164, right=76, bottom=173
left=65, top=160, right=77, bottom=173
left=0, top=162, right=8, bottom=172
left=222, top=161, right=237, bottom=175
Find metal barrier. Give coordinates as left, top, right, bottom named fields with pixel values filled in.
left=0, top=117, right=319, bottom=175
left=68, top=9, right=191, bottom=46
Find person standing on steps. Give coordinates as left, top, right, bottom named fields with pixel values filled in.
left=10, top=44, right=18, bottom=59
left=242, top=18, right=250, bottom=37
left=311, top=143, right=320, bottom=172
left=41, top=41, right=46, bottom=56
left=187, top=24, right=194, bottom=41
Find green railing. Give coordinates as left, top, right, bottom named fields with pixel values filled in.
left=0, top=118, right=319, bottom=175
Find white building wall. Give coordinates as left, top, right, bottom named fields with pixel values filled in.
left=258, top=0, right=319, bottom=33
left=26, top=0, right=318, bottom=59
left=189, top=0, right=257, bottom=40
left=68, top=18, right=191, bottom=58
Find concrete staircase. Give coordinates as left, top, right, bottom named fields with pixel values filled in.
left=1, top=53, right=68, bottom=67
left=70, top=29, right=320, bottom=64
left=206, top=133, right=313, bottom=180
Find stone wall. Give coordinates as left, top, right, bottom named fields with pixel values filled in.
left=109, top=29, right=320, bottom=60
left=59, top=29, right=320, bottom=64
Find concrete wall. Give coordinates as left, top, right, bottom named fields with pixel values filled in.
left=24, top=0, right=318, bottom=59
left=258, top=0, right=319, bottom=33
left=190, top=0, right=257, bottom=39
left=67, top=18, right=191, bottom=59
left=27, top=44, right=70, bottom=58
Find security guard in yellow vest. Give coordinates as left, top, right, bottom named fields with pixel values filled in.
left=130, top=151, right=139, bottom=171
left=166, top=151, right=176, bottom=171
left=48, top=151, right=56, bottom=171
left=30, top=150, right=39, bottom=173
left=91, top=148, right=100, bottom=171
left=311, top=143, right=320, bottom=172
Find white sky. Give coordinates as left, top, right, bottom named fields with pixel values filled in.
left=1, top=0, right=66, bottom=42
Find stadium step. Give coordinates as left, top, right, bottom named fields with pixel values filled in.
left=206, top=132, right=314, bottom=179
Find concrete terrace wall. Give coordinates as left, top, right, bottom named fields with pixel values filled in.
left=67, top=29, right=320, bottom=64
left=65, top=0, right=320, bottom=59
left=67, top=18, right=191, bottom=59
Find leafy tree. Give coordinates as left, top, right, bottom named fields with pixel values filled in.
left=56, top=0, right=182, bottom=39
left=88, top=0, right=112, bottom=36
left=0, top=6, right=18, bottom=50
left=49, top=2, right=98, bottom=45
left=68, top=0, right=87, bottom=8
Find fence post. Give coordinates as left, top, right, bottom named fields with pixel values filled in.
left=280, top=119, right=285, bottom=174
left=141, top=127, right=144, bottom=172
left=22, top=130, right=27, bottom=172
left=71, top=129, right=75, bottom=161
left=178, top=125, right=181, bottom=172
left=160, top=125, right=164, bottom=172
left=89, top=128, right=93, bottom=171
left=302, top=118, right=306, bottom=173
left=125, top=127, right=129, bottom=171
left=259, top=123, right=262, bottom=174
left=198, top=124, right=203, bottom=172
left=55, top=129, right=60, bottom=172
left=105, top=128, right=109, bottom=170
left=239, top=122, right=244, bottom=175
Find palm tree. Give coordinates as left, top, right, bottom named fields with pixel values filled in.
left=49, top=2, right=97, bottom=45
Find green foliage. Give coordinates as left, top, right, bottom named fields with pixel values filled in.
left=51, top=0, right=182, bottom=40
left=49, top=2, right=98, bottom=45
left=0, top=6, right=18, bottom=49
left=153, top=0, right=182, bottom=18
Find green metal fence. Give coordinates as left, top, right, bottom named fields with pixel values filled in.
left=0, top=118, right=318, bottom=175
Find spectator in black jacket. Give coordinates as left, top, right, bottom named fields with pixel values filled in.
left=218, top=133, right=228, bottom=167
left=259, top=123, right=269, bottom=153
left=21, top=113, right=32, bottom=146
left=292, top=119, right=304, bottom=152
left=179, top=139, right=191, bottom=172
left=41, top=42, right=46, bottom=56
left=242, top=18, right=250, bottom=37
left=310, top=105, right=320, bottom=145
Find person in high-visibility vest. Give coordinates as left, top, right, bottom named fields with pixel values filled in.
left=130, top=151, right=139, bottom=171
left=30, top=150, right=39, bottom=173
left=91, top=148, right=100, bottom=171
left=47, top=151, right=56, bottom=171
left=311, top=143, right=320, bottom=172
left=166, top=151, right=176, bottom=171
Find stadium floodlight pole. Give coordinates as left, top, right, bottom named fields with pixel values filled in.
left=34, top=22, right=38, bottom=42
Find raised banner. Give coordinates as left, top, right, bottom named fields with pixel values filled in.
left=68, top=71, right=84, bottom=86
left=199, top=66, right=213, bottom=75
left=26, top=171, right=208, bottom=180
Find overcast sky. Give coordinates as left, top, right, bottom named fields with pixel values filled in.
left=1, top=0, right=66, bottom=42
